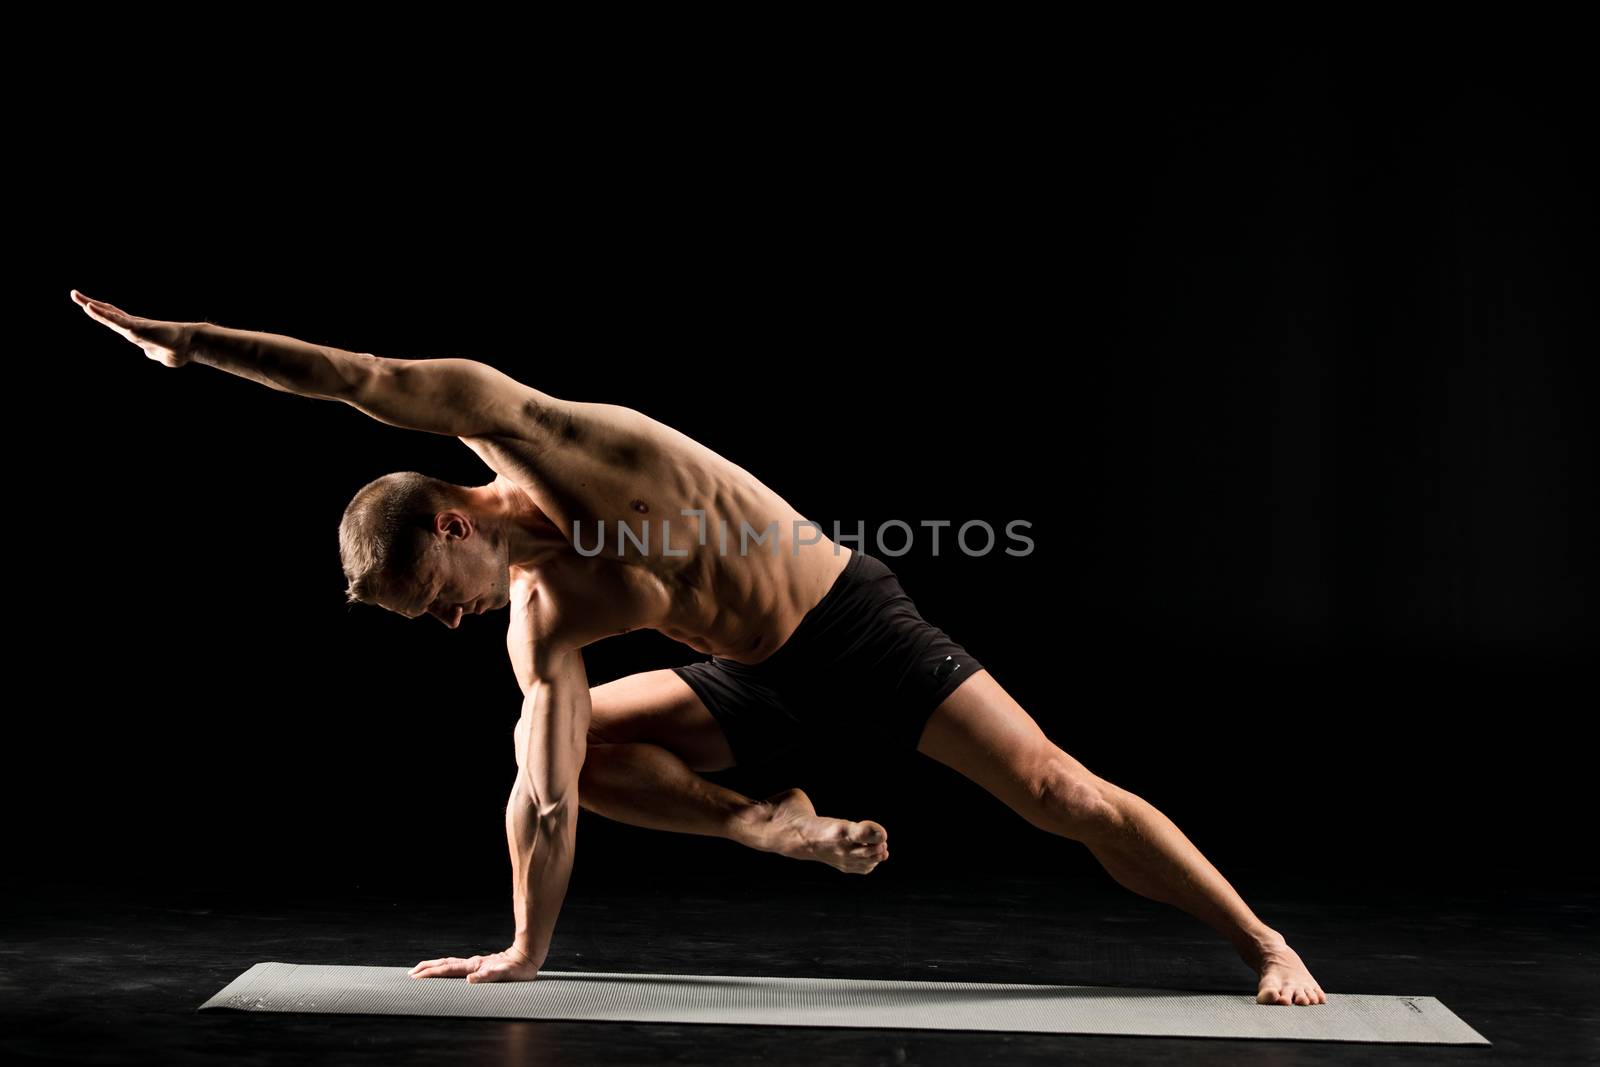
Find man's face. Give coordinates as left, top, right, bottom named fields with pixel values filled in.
left=381, top=534, right=510, bottom=629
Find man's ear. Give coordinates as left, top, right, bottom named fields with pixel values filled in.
left=436, top=511, right=472, bottom=540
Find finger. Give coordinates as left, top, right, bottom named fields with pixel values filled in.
left=85, top=300, right=136, bottom=327
left=79, top=290, right=136, bottom=317
left=69, top=289, right=124, bottom=312
left=413, top=957, right=478, bottom=979
left=466, top=961, right=505, bottom=984
left=80, top=301, right=139, bottom=341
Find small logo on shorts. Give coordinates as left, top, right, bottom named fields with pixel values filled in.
left=934, top=656, right=960, bottom=682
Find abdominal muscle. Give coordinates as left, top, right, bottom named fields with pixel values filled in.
left=514, top=524, right=853, bottom=664
left=665, top=536, right=853, bottom=664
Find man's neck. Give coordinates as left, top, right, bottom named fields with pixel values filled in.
left=466, top=481, right=569, bottom=568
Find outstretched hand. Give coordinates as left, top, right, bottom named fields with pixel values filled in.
left=409, top=946, right=544, bottom=983
left=70, top=289, right=194, bottom=368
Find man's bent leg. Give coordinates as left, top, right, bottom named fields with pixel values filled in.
left=580, top=742, right=778, bottom=846
left=915, top=669, right=1327, bottom=1006
left=579, top=670, right=889, bottom=874
left=578, top=669, right=769, bottom=846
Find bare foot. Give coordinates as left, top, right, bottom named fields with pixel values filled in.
left=758, top=787, right=889, bottom=874
left=1250, top=932, right=1328, bottom=1006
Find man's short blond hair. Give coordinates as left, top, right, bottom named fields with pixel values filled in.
left=339, top=471, right=467, bottom=605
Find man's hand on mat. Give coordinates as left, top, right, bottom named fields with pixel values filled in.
left=71, top=290, right=195, bottom=368
left=409, top=946, right=545, bottom=983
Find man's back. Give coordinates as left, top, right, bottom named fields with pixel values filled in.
left=468, top=396, right=853, bottom=664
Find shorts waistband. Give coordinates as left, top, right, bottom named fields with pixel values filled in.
left=791, top=545, right=872, bottom=633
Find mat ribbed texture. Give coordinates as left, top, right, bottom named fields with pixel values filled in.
left=198, top=962, right=1489, bottom=1044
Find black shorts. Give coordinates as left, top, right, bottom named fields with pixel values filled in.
left=670, top=549, right=984, bottom=767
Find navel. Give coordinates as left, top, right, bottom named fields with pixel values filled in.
left=631, top=499, right=649, bottom=513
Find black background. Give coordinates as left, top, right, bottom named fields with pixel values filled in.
left=16, top=43, right=1593, bottom=919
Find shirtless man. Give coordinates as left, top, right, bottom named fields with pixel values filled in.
left=72, top=290, right=1326, bottom=1006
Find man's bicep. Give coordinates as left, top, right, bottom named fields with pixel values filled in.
left=515, top=647, right=592, bottom=819
left=344, top=356, right=548, bottom=438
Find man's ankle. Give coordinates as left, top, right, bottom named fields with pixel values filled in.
left=730, top=799, right=779, bottom=850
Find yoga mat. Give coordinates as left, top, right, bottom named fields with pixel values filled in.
left=198, top=962, right=1490, bottom=1045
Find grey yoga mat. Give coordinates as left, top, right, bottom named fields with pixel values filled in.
left=199, top=962, right=1490, bottom=1045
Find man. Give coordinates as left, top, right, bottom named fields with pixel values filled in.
left=72, top=289, right=1326, bottom=1005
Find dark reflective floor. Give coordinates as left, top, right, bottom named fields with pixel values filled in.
left=3, top=867, right=1595, bottom=1065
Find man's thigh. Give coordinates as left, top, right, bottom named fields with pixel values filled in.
left=589, top=668, right=737, bottom=773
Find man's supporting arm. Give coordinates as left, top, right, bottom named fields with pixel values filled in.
left=507, top=643, right=591, bottom=967
left=406, top=585, right=591, bottom=984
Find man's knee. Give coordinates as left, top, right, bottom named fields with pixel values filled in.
left=1029, top=756, right=1119, bottom=839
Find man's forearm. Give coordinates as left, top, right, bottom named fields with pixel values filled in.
left=187, top=322, right=377, bottom=400
left=506, top=785, right=578, bottom=963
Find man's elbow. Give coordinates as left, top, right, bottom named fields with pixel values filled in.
left=518, top=769, right=580, bottom=822
left=534, top=791, right=578, bottom=822
left=538, top=748, right=586, bottom=822
left=327, top=351, right=389, bottom=403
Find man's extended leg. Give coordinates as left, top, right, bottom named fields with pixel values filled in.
left=914, top=669, right=1327, bottom=1006
left=578, top=670, right=889, bottom=874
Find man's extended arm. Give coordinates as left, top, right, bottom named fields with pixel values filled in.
left=71, top=290, right=546, bottom=439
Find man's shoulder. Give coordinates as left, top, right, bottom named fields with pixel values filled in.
left=510, top=554, right=673, bottom=651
